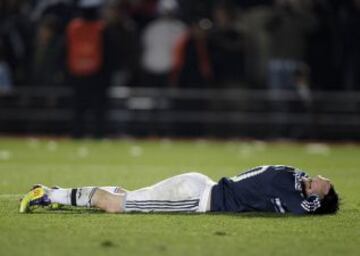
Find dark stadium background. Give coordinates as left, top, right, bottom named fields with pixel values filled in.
left=0, top=0, right=359, bottom=140
left=1, top=2, right=360, bottom=255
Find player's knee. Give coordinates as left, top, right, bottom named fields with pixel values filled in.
left=103, top=203, right=120, bottom=213
left=100, top=197, right=122, bottom=213
left=105, top=194, right=124, bottom=213
left=93, top=189, right=123, bottom=213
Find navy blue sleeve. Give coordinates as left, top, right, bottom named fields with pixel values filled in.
left=275, top=170, right=321, bottom=214
left=282, top=192, right=321, bottom=214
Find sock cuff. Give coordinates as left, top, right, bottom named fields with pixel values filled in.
left=88, top=187, right=98, bottom=206
left=71, top=189, right=78, bottom=206
left=70, top=187, right=98, bottom=207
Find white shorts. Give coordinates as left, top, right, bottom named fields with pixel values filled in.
left=124, top=172, right=216, bottom=213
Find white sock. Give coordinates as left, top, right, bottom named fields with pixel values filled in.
left=73, top=187, right=97, bottom=207
left=48, top=186, right=121, bottom=207
left=48, top=188, right=72, bottom=205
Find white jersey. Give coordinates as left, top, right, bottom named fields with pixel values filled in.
left=141, top=17, right=186, bottom=73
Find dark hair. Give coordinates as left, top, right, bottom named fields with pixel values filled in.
left=314, top=185, right=339, bottom=215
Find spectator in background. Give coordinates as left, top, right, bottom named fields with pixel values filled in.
left=130, top=0, right=159, bottom=31
left=209, top=3, right=246, bottom=87
left=0, top=0, right=8, bottom=23
left=103, top=0, right=139, bottom=87
left=170, top=18, right=214, bottom=88
left=29, top=0, right=75, bottom=30
left=0, top=0, right=33, bottom=86
left=266, top=0, right=316, bottom=94
left=177, top=0, right=213, bottom=23
left=265, top=0, right=316, bottom=138
left=341, top=0, right=360, bottom=91
left=140, top=0, right=186, bottom=87
left=66, top=0, right=106, bottom=138
left=31, top=15, right=65, bottom=86
left=0, top=43, right=13, bottom=95
left=306, top=0, right=343, bottom=91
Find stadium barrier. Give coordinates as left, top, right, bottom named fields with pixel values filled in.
left=0, top=86, right=359, bottom=139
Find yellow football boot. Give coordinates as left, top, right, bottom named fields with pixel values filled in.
left=19, top=186, right=51, bottom=213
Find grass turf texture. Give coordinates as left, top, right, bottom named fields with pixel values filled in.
left=0, top=137, right=359, bottom=256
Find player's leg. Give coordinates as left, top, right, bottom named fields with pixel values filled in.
left=93, top=172, right=215, bottom=213
left=19, top=173, right=216, bottom=213
left=19, top=185, right=125, bottom=213
left=91, top=188, right=125, bottom=213
left=123, top=172, right=216, bottom=213
left=48, top=185, right=123, bottom=205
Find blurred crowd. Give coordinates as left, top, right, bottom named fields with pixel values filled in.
left=0, top=0, right=360, bottom=95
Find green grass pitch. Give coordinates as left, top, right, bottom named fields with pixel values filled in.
left=0, top=137, right=359, bottom=256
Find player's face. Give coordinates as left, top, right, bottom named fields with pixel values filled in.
left=303, top=175, right=331, bottom=199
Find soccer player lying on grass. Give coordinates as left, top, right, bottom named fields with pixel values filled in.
left=19, top=165, right=339, bottom=215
